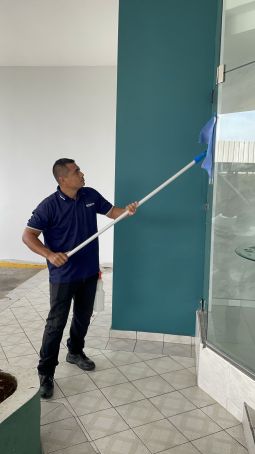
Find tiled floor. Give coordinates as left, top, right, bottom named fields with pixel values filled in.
left=0, top=264, right=42, bottom=298
left=0, top=268, right=248, bottom=454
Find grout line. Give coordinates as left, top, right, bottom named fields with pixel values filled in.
left=225, top=424, right=248, bottom=449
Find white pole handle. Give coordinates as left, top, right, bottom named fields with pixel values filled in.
left=138, top=160, right=195, bottom=207
left=66, top=158, right=197, bottom=258
left=67, top=210, right=129, bottom=257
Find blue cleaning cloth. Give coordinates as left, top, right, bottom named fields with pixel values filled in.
left=199, top=115, right=217, bottom=179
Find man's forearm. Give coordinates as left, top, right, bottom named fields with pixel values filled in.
left=107, top=206, right=126, bottom=220
left=22, top=230, right=51, bottom=260
left=107, top=202, right=138, bottom=220
left=22, top=228, right=68, bottom=267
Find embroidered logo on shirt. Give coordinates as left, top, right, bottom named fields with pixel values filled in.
left=86, top=203, right=95, bottom=207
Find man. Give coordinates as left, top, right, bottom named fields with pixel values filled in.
left=22, top=158, right=137, bottom=398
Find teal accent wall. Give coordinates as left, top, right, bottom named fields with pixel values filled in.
left=113, top=0, right=221, bottom=335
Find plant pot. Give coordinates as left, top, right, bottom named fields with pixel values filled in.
left=0, top=371, right=17, bottom=403
left=0, top=367, right=42, bottom=454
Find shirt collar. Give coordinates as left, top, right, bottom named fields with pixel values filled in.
left=57, top=186, right=83, bottom=201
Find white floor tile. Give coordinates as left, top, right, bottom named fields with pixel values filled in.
left=192, top=430, right=248, bottom=454
left=116, top=399, right=163, bottom=427
left=118, top=361, right=157, bottom=381
left=67, top=389, right=112, bottom=416
left=41, top=417, right=87, bottom=453
left=180, top=386, right=216, bottom=408
left=201, top=403, right=239, bottom=429
left=102, top=350, right=141, bottom=366
left=94, top=429, right=150, bottom=454
left=132, top=375, right=174, bottom=398
left=145, top=356, right=184, bottom=374
left=90, top=367, right=128, bottom=388
left=56, top=373, right=97, bottom=397
left=54, top=362, right=86, bottom=379
left=134, top=419, right=187, bottom=453
left=89, top=354, right=115, bottom=371
left=106, top=338, right=136, bottom=352
left=150, top=391, right=196, bottom=417
left=0, top=331, right=28, bottom=347
left=101, top=382, right=144, bottom=407
left=135, top=340, right=163, bottom=354
left=161, top=369, right=197, bottom=390
left=48, top=442, right=96, bottom=454
left=169, top=408, right=221, bottom=441
left=226, top=424, right=247, bottom=447
left=158, top=443, right=201, bottom=453
left=80, top=407, right=128, bottom=440
left=41, top=400, right=73, bottom=425
left=3, top=341, right=37, bottom=358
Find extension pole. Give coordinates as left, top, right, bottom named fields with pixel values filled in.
left=67, top=151, right=206, bottom=258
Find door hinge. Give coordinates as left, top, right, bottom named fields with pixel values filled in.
left=216, top=64, right=225, bottom=84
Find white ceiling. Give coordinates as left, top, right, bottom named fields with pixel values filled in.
left=0, top=0, right=119, bottom=66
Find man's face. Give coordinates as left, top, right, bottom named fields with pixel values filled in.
left=60, top=163, right=85, bottom=190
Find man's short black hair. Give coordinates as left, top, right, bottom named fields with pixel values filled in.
left=52, top=158, right=75, bottom=183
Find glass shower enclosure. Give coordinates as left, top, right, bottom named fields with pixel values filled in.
left=206, top=0, right=255, bottom=376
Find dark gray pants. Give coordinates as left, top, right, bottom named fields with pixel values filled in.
left=38, top=274, right=98, bottom=376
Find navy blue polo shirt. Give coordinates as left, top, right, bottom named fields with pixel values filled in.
left=27, top=187, right=112, bottom=284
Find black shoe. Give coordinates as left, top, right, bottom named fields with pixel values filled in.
left=66, top=351, right=95, bottom=371
left=39, top=375, right=54, bottom=399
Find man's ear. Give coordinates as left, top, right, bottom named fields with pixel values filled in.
left=58, top=175, right=64, bottom=185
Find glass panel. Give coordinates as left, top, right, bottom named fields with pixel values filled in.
left=223, top=0, right=255, bottom=70
left=220, top=62, right=255, bottom=113
left=206, top=0, right=255, bottom=376
left=207, top=110, right=255, bottom=374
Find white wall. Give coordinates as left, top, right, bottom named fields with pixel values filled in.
left=0, top=67, right=117, bottom=264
